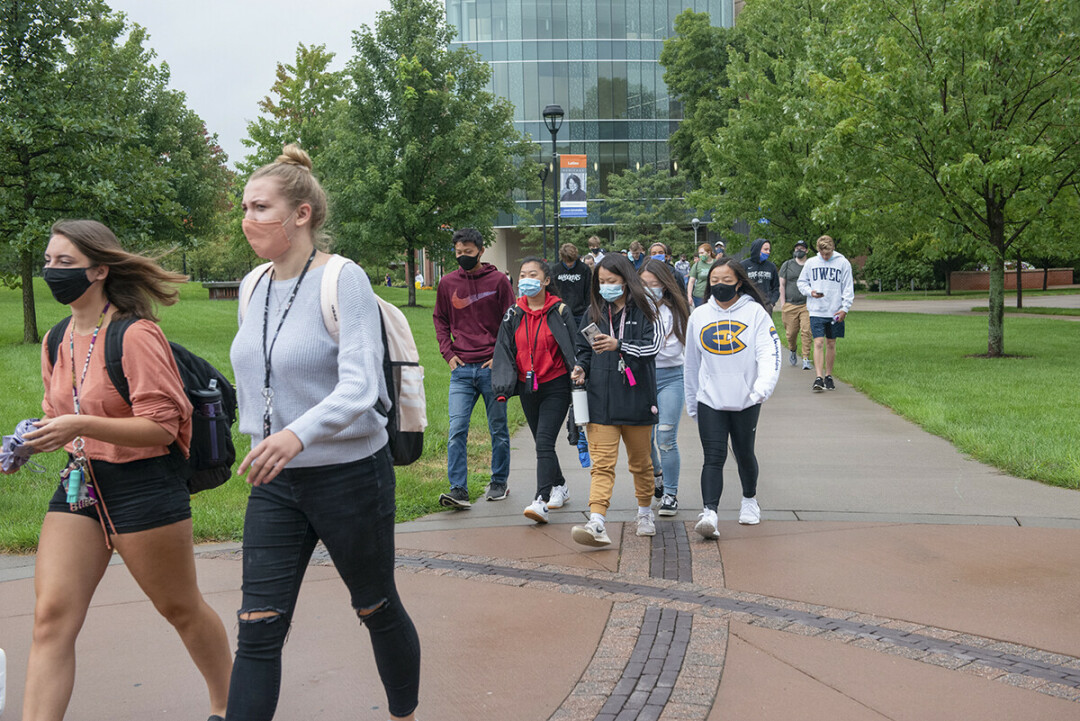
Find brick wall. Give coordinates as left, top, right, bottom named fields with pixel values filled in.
left=949, top=269, right=1074, bottom=291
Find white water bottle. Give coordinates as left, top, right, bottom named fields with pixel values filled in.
left=571, top=385, right=590, bottom=426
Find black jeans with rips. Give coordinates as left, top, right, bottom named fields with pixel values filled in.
left=226, top=445, right=420, bottom=720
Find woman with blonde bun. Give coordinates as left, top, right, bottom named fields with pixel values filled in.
left=228, top=145, right=420, bottom=721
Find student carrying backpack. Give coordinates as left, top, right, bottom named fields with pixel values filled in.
left=239, top=253, right=427, bottom=465
left=47, top=316, right=237, bottom=493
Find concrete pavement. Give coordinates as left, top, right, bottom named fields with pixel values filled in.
left=2, top=356, right=1080, bottom=720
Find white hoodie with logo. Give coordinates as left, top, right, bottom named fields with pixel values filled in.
left=796, top=251, right=854, bottom=318
left=684, top=294, right=781, bottom=416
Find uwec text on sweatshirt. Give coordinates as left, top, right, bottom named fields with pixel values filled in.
left=796, top=251, right=855, bottom=318
left=684, top=294, right=781, bottom=415
left=433, top=263, right=515, bottom=364
left=232, top=263, right=390, bottom=467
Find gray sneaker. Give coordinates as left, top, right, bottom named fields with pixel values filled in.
left=439, top=486, right=471, bottom=509
left=788, top=349, right=798, bottom=366
left=802, top=358, right=812, bottom=370
left=486, top=482, right=509, bottom=501
left=636, top=513, right=656, bottom=537
left=658, top=494, right=678, bottom=517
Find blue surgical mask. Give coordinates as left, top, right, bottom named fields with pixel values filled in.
left=599, top=283, right=624, bottom=302
left=651, top=253, right=666, bottom=262
left=760, top=251, right=770, bottom=262
left=519, top=277, right=543, bottom=297
left=646, top=286, right=664, bottom=300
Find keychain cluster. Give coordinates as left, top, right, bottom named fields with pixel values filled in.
left=62, top=438, right=97, bottom=510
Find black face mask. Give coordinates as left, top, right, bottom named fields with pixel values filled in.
left=710, top=282, right=739, bottom=303
left=43, top=267, right=95, bottom=305
left=457, top=254, right=480, bottom=271
left=794, top=249, right=807, bottom=259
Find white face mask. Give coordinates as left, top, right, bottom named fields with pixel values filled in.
left=646, top=286, right=664, bottom=300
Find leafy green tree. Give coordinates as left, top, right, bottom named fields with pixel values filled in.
left=0, top=0, right=229, bottom=342
left=812, top=0, right=1080, bottom=356
left=659, top=10, right=741, bottom=187
left=238, top=42, right=349, bottom=174
left=690, top=0, right=856, bottom=256
left=322, top=0, right=535, bottom=306
left=601, top=164, right=690, bottom=250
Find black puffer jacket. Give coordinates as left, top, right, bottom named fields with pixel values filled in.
left=575, top=299, right=661, bottom=426
left=492, top=299, right=578, bottom=399
left=741, top=238, right=780, bottom=306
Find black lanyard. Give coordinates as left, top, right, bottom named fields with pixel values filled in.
left=261, top=248, right=317, bottom=438
left=523, top=311, right=543, bottom=372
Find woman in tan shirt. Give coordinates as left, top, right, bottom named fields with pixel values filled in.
left=13, top=220, right=232, bottom=721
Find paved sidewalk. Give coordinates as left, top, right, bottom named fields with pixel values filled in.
left=2, top=359, right=1080, bottom=720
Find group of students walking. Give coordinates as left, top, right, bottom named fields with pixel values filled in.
left=9, top=145, right=419, bottom=721
left=433, top=230, right=792, bottom=548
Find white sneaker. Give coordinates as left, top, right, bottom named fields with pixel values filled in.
left=636, top=512, right=656, bottom=537
left=571, top=519, right=611, bottom=547
left=695, top=509, right=720, bottom=539
left=547, top=484, right=569, bottom=509
left=739, top=497, right=761, bottom=525
left=523, top=497, right=549, bottom=524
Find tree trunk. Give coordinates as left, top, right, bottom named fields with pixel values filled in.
left=1043, top=265, right=1048, bottom=291
left=945, top=270, right=951, bottom=296
left=21, top=247, right=39, bottom=344
left=986, top=205, right=1006, bottom=357
left=406, top=239, right=417, bottom=307
left=1015, top=251, right=1023, bottom=309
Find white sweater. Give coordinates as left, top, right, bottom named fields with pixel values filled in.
left=684, top=294, right=781, bottom=416
left=796, top=252, right=855, bottom=318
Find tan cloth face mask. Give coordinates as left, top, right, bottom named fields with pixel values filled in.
left=242, top=209, right=296, bottom=260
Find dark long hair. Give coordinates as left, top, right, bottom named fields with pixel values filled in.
left=50, top=219, right=187, bottom=321
left=639, top=259, right=689, bottom=345
left=589, top=253, right=656, bottom=325
left=703, top=257, right=768, bottom=308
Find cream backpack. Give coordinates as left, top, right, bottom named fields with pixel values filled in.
left=239, top=254, right=427, bottom=465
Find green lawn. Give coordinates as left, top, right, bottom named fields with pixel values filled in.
left=0, top=281, right=524, bottom=552
left=969, top=306, right=1080, bottom=317
left=834, top=312, right=1080, bottom=489
left=861, top=287, right=1078, bottom=301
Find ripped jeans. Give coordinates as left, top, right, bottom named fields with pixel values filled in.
left=227, top=446, right=420, bottom=720
left=650, top=365, right=684, bottom=496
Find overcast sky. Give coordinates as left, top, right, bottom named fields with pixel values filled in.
left=107, top=0, right=395, bottom=168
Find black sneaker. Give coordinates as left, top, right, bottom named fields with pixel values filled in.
left=658, top=494, right=678, bottom=517
left=486, top=482, right=509, bottom=501
left=824, top=375, right=836, bottom=391
left=439, top=486, right=471, bottom=508
left=653, top=474, right=664, bottom=499
left=812, top=377, right=825, bottom=392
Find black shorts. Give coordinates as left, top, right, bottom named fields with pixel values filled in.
left=47, top=453, right=191, bottom=534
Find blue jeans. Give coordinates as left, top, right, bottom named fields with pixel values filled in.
left=228, top=447, right=420, bottom=720
left=448, top=363, right=510, bottom=489
left=650, top=365, right=684, bottom=495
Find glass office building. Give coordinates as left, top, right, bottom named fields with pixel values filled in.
left=445, top=0, right=737, bottom=248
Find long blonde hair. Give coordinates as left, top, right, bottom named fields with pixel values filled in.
left=50, top=220, right=186, bottom=322
left=249, top=144, right=331, bottom=250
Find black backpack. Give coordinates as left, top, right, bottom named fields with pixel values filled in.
left=46, top=317, right=237, bottom=493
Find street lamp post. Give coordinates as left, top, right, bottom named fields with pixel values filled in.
left=543, top=104, right=564, bottom=260
left=692, top=217, right=700, bottom=248
left=539, top=163, right=549, bottom=259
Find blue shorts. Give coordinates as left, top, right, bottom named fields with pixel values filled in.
left=810, top=316, right=845, bottom=339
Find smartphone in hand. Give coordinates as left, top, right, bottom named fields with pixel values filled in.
left=580, top=322, right=602, bottom=345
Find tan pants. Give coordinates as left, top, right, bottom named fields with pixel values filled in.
left=585, top=423, right=655, bottom=516
left=782, top=303, right=812, bottom=358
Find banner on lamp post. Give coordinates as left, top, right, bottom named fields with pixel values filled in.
left=559, top=154, right=587, bottom=218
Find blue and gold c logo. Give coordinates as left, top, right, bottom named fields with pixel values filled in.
left=702, top=320, right=747, bottom=355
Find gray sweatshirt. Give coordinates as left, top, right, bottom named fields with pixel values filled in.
left=231, top=263, right=389, bottom=467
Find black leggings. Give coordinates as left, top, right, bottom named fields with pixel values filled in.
left=518, top=374, right=571, bottom=501
left=697, top=402, right=761, bottom=510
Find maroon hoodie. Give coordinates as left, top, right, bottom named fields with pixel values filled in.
left=433, top=263, right=515, bottom=364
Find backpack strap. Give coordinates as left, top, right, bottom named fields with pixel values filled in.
left=46, top=317, right=72, bottom=368
left=319, top=254, right=352, bottom=343
left=237, top=262, right=274, bottom=323
left=103, top=318, right=139, bottom=406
